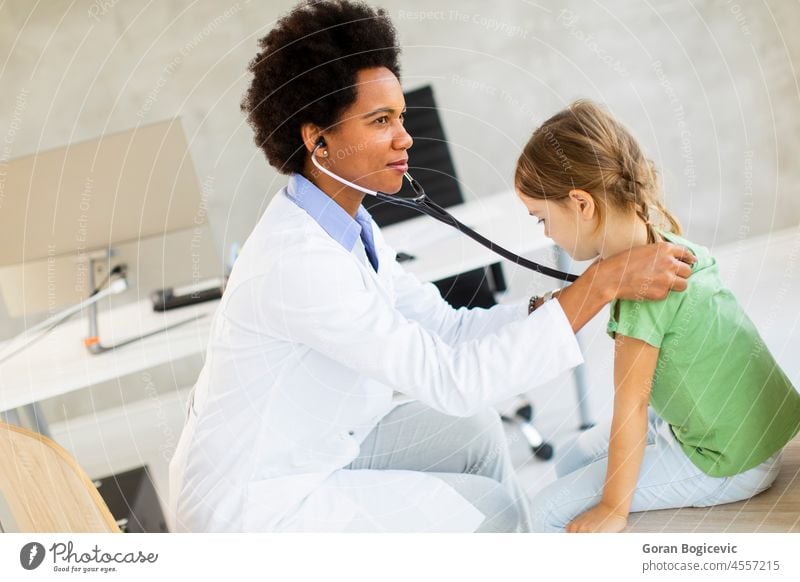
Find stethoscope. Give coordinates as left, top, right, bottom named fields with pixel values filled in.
left=311, top=139, right=578, bottom=283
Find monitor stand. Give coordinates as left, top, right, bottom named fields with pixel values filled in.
left=82, top=249, right=118, bottom=355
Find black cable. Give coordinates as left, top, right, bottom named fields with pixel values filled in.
left=98, top=312, right=208, bottom=352
left=374, top=193, right=578, bottom=284
left=88, top=263, right=209, bottom=353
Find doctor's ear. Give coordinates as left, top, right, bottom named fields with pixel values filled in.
left=568, top=189, right=596, bottom=220
left=301, top=124, right=327, bottom=155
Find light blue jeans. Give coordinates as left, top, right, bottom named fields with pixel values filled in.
left=532, top=408, right=782, bottom=532
left=345, top=400, right=532, bottom=532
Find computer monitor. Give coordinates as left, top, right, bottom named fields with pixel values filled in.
left=361, top=85, right=463, bottom=226
left=0, top=119, right=218, bottom=321
left=360, top=85, right=505, bottom=308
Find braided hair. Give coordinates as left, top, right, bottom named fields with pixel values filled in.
left=515, top=99, right=682, bottom=241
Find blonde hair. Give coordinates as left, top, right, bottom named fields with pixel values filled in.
left=515, top=99, right=681, bottom=241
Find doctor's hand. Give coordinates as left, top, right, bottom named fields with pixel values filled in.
left=566, top=503, right=628, bottom=533
left=553, top=242, right=695, bottom=334
left=602, top=241, right=696, bottom=302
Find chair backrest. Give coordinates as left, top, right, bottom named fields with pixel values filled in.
left=362, top=84, right=464, bottom=226
left=0, top=422, right=120, bottom=533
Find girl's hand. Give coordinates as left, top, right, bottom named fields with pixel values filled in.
left=566, top=503, right=628, bottom=533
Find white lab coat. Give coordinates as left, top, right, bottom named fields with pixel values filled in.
left=168, top=187, right=583, bottom=532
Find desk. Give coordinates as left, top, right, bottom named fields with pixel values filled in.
left=0, top=190, right=577, bottom=427
left=0, top=299, right=217, bottom=414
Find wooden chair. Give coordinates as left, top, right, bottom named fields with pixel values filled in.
left=0, top=421, right=120, bottom=533
left=627, top=435, right=800, bottom=532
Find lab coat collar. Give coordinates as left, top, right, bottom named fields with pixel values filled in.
left=286, top=173, right=376, bottom=256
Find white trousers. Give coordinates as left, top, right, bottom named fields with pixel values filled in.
left=532, top=408, right=782, bottom=532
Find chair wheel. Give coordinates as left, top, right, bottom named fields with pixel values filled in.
left=533, top=443, right=554, bottom=460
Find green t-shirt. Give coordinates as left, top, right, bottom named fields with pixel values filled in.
left=607, top=230, right=800, bottom=477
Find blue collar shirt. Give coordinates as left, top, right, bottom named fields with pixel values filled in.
left=285, top=173, right=380, bottom=272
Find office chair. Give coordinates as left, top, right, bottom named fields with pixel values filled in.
left=363, top=85, right=554, bottom=461
left=0, top=421, right=121, bottom=532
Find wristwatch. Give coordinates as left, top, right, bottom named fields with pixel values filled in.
left=528, top=289, right=556, bottom=315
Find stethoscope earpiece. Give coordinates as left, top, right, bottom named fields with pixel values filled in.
left=314, top=137, right=328, bottom=157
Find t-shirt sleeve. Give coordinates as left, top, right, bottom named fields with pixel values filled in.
left=607, top=290, right=685, bottom=348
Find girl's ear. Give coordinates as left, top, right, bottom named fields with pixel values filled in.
left=568, top=189, right=596, bottom=221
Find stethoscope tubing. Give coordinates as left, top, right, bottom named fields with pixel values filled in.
left=374, top=191, right=578, bottom=283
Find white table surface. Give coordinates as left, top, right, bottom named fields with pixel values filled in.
left=0, top=298, right=218, bottom=412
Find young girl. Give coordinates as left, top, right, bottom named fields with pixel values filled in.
left=516, top=100, right=800, bottom=533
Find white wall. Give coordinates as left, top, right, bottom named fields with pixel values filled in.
left=2, top=1, right=798, bottom=258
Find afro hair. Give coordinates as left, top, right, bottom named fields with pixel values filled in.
left=241, top=0, right=401, bottom=175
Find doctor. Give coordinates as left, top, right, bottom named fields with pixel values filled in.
left=168, top=0, right=695, bottom=533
